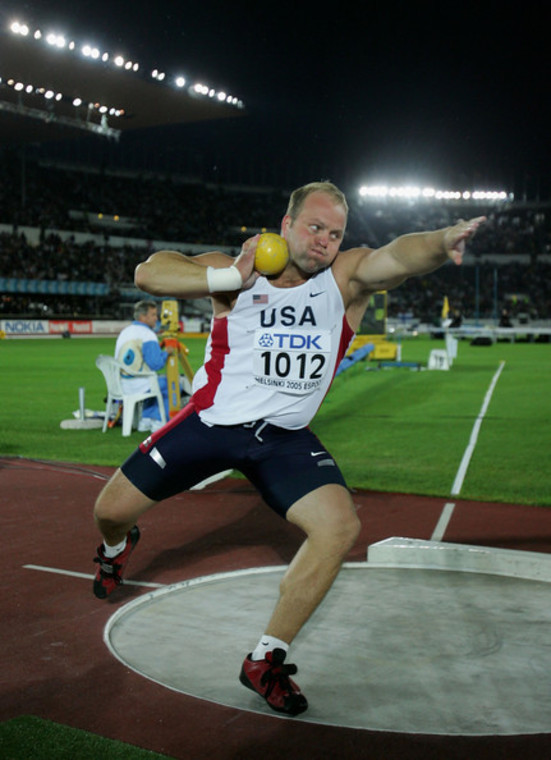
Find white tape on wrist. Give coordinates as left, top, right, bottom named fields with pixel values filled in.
left=206, top=265, right=243, bottom=293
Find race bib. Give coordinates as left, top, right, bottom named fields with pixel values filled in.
left=253, top=328, right=331, bottom=394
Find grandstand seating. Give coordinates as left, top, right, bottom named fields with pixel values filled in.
left=0, top=158, right=550, bottom=323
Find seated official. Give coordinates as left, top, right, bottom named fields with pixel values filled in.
left=115, top=300, right=171, bottom=432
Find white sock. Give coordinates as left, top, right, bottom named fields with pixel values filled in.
left=251, top=635, right=289, bottom=661
left=103, top=537, right=127, bottom=558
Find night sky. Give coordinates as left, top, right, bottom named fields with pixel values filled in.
left=3, top=1, right=549, bottom=196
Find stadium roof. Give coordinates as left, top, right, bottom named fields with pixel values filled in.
left=0, top=27, right=245, bottom=146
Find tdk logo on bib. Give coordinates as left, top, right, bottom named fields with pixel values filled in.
left=253, top=328, right=331, bottom=395
left=258, top=332, right=325, bottom=350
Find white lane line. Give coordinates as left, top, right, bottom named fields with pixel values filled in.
left=23, top=564, right=165, bottom=589
left=431, top=360, right=505, bottom=542
left=190, top=469, right=233, bottom=490
left=431, top=502, right=456, bottom=541
left=450, top=360, right=506, bottom=496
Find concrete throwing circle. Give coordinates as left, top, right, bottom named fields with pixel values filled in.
left=104, top=565, right=551, bottom=735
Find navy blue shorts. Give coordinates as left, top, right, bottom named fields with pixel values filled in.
left=121, top=410, right=348, bottom=518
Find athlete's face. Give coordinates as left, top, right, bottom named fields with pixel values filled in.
left=282, top=192, right=347, bottom=275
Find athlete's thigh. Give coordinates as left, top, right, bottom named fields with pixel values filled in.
left=121, top=411, right=238, bottom=501
left=244, top=426, right=349, bottom=518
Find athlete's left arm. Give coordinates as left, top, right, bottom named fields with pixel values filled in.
left=345, top=216, right=486, bottom=293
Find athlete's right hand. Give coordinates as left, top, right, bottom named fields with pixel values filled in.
left=233, top=235, right=261, bottom=290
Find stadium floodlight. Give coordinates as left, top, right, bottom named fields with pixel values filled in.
left=358, top=184, right=510, bottom=202
left=2, top=74, right=125, bottom=120
left=10, top=21, right=29, bottom=35
left=390, top=186, right=421, bottom=199
left=359, top=185, right=388, bottom=197
left=81, top=44, right=101, bottom=59
left=46, top=33, right=66, bottom=48
left=5, top=16, right=246, bottom=113
left=472, top=190, right=508, bottom=200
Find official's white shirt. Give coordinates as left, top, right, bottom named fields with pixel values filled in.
left=115, top=322, right=164, bottom=395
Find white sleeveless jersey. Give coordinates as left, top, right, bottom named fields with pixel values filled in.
left=192, top=267, right=355, bottom=430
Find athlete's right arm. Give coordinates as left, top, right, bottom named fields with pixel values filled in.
left=134, top=236, right=259, bottom=299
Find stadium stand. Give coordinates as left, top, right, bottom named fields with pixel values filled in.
left=1, top=158, right=550, bottom=325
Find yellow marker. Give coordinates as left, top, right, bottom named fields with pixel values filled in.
left=255, top=233, right=289, bottom=275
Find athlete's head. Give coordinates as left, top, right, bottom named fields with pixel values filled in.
left=282, top=181, right=348, bottom=275
left=285, top=181, right=348, bottom=224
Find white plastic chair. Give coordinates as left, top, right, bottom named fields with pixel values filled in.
left=96, top=354, right=167, bottom=437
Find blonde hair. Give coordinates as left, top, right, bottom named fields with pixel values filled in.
left=286, top=181, right=348, bottom=223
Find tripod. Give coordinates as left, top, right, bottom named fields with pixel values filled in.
left=159, top=300, right=195, bottom=418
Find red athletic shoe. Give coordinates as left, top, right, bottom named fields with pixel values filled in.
left=93, top=526, right=140, bottom=599
left=239, top=648, right=308, bottom=715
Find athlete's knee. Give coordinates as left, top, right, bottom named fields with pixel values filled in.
left=328, top=508, right=361, bottom=553
left=289, top=489, right=361, bottom=555
left=93, top=483, right=120, bottom=527
left=93, top=469, right=149, bottom=527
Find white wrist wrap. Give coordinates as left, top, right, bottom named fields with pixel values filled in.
left=206, top=265, right=243, bottom=293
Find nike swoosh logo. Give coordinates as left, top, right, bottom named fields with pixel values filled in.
left=310, top=451, right=326, bottom=456
left=310, top=291, right=325, bottom=298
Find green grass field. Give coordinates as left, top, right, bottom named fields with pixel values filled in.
left=2, top=332, right=550, bottom=506
left=2, top=333, right=550, bottom=757
left=0, top=716, right=174, bottom=760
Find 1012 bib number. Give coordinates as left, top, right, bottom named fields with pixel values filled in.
left=253, top=328, right=331, bottom=394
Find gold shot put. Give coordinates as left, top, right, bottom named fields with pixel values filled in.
left=254, top=233, right=289, bottom=275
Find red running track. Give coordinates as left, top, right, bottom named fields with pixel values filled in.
left=2, top=457, right=551, bottom=759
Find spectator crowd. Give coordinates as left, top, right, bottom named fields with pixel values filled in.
left=1, top=159, right=550, bottom=324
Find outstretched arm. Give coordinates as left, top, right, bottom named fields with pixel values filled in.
left=346, top=216, right=486, bottom=293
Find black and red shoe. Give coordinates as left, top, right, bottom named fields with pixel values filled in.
left=93, top=526, right=140, bottom=599
left=239, top=648, right=308, bottom=715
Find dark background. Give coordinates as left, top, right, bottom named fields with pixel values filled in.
left=1, top=1, right=548, bottom=196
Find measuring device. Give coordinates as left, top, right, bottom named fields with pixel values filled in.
left=158, top=300, right=195, bottom=417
